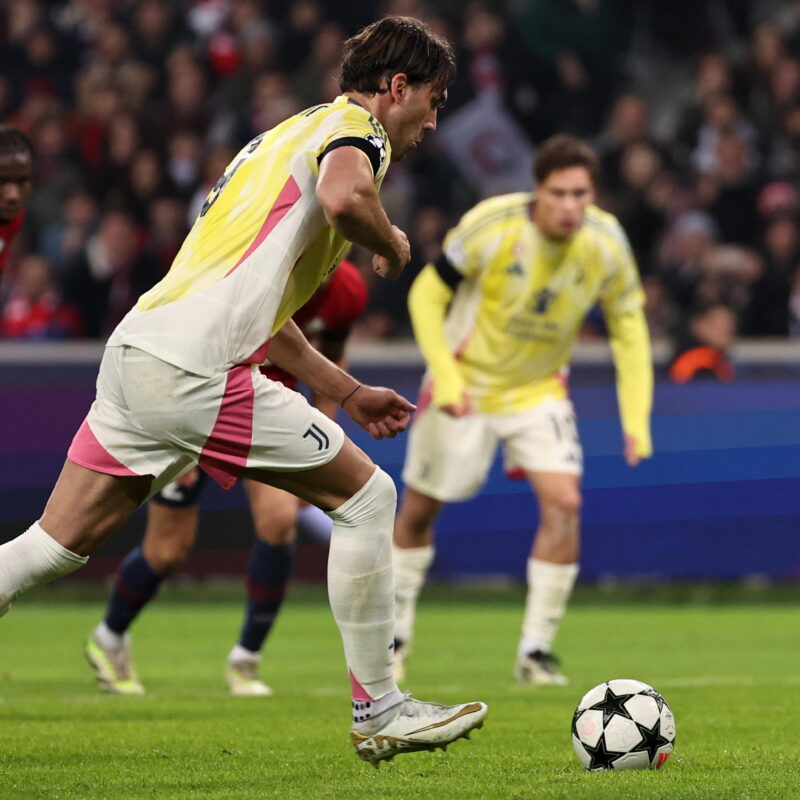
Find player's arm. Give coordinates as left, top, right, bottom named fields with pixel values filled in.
left=269, top=319, right=415, bottom=439
left=606, top=309, right=653, bottom=465
left=601, top=231, right=654, bottom=466
left=316, top=147, right=409, bottom=279
left=408, top=260, right=471, bottom=416
left=311, top=333, right=348, bottom=420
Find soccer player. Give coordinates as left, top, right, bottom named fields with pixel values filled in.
left=86, top=261, right=368, bottom=697
left=392, top=134, right=653, bottom=686
left=0, top=125, right=34, bottom=272
left=0, top=17, right=487, bottom=766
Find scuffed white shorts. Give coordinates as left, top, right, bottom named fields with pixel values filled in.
left=401, top=398, right=582, bottom=502
left=67, top=346, right=344, bottom=497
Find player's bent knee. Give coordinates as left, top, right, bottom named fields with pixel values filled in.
left=328, top=467, right=397, bottom=529
left=542, top=488, right=582, bottom=518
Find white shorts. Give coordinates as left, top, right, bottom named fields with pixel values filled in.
left=401, top=398, right=582, bottom=502
left=67, top=346, right=344, bottom=497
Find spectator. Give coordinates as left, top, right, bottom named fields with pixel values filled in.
left=1, top=253, right=82, bottom=340
left=669, top=303, right=737, bottom=383
left=62, top=210, right=162, bottom=337
left=39, top=189, right=99, bottom=277
left=749, top=214, right=800, bottom=336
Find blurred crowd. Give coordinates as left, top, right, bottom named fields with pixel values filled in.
left=2, top=0, right=800, bottom=362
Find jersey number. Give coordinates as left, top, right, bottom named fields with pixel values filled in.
left=200, top=134, right=265, bottom=218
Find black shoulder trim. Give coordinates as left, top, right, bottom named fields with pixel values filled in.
left=318, top=137, right=381, bottom=176
left=434, top=252, right=463, bottom=289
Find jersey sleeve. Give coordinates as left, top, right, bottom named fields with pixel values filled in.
left=316, top=104, right=390, bottom=181
left=440, top=206, right=494, bottom=281
left=598, top=220, right=645, bottom=316
left=598, top=219, right=653, bottom=459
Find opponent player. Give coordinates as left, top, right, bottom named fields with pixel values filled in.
left=86, top=261, right=367, bottom=697
left=0, top=125, right=34, bottom=271
left=393, top=134, right=653, bottom=686
left=0, top=17, right=487, bottom=766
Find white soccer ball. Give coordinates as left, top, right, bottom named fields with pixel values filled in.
left=571, top=678, right=676, bottom=771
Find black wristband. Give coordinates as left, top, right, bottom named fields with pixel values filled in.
left=340, top=384, right=362, bottom=407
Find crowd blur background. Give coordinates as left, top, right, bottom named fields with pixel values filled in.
left=2, top=0, right=800, bottom=358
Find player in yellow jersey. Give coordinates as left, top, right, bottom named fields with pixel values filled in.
left=0, top=17, right=488, bottom=766
left=392, top=135, right=653, bottom=686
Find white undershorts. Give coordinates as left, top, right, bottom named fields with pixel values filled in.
left=67, top=346, right=344, bottom=498
left=401, top=398, right=582, bottom=502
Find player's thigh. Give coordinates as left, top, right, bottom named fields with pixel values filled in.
left=243, top=479, right=301, bottom=544
left=243, top=436, right=375, bottom=511
left=401, top=406, right=497, bottom=502
left=241, top=374, right=373, bottom=509
left=500, top=399, right=583, bottom=478
left=40, top=460, right=153, bottom=555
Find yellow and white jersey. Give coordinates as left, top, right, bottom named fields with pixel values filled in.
left=440, top=193, right=645, bottom=414
left=107, top=96, right=390, bottom=376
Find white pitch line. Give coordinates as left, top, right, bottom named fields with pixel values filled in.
left=654, top=676, right=799, bottom=688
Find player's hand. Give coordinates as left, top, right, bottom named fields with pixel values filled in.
left=440, top=391, right=473, bottom=418
left=623, top=433, right=641, bottom=467
left=343, top=384, right=416, bottom=439
left=372, top=226, right=411, bottom=279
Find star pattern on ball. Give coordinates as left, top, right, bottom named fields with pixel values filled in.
left=631, top=717, right=672, bottom=764
left=570, top=708, right=582, bottom=738
left=642, top=688, right=666, bottom=712
left=588, top=686, right=636, bottom=726
left=581, top=734, right=620, bottom=771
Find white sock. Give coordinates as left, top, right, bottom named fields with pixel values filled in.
left=0, top=521, right=88, bottom=617
left=94, top=620, right=125, bottom=650
left=519, top=558, right=579, bottom=655
left=392, top=544, right=434, bottom=645
left=352, top=686, right=405, bottom=733
left=327, top=467, right=398, bottom=703
left=229, top=644, right=259, bottom=663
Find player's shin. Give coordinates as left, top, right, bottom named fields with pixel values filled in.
left=0, top=521, right=88, bottom=616
left=520, top=558, right=579, bottom=654
left=392, top=543, right=434, bottom=646
left=327, top=468, right=401, bottom=716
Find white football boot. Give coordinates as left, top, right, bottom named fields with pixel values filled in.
left=392, top=638, right=409, bottom=683
left=351, top=692, right=488, bottom=767
left=515, top=649, right=568, bottom=686
left=84, top=627, right=145, bottom=695
left=225, top=653, right=273, bottom=697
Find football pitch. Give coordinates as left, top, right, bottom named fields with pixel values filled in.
left=1, top=586, right=797, bottom=800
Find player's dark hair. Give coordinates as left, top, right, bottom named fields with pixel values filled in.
left=339, top=16, right=456, bottom=97
left=0, top=125, right=34, bottom=160
left=534, top=135, right=598, bottom=185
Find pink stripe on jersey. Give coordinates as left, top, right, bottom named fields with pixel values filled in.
left=199, top=365, right=255, bottom=490
left=349, top=669, right=375, bottom=702
left=243, top=338, right=271, bottom=365
left=226, top=175, right=302, bottom=276
left=67, top=419, right=139, bottom=477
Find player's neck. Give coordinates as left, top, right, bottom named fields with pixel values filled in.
left=344, top=91, right=387, bottom=121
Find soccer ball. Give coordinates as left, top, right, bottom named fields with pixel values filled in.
left=571, top=678, right=676, bottom=771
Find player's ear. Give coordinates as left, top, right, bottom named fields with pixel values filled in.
left=389, top=73, right=409, bottom=101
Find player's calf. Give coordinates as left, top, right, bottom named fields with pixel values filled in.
left=0, top=522, right=87, bottom=616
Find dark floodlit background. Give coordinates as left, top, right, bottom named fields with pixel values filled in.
left=1, top=0, right=799, bottom=586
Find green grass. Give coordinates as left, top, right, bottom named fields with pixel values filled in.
left=1, top=587, right=798, bottom=799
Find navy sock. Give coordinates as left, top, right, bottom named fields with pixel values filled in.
left=238, top=540, right=294, bottom=653
left=104, top=547, right=165, bottom=634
